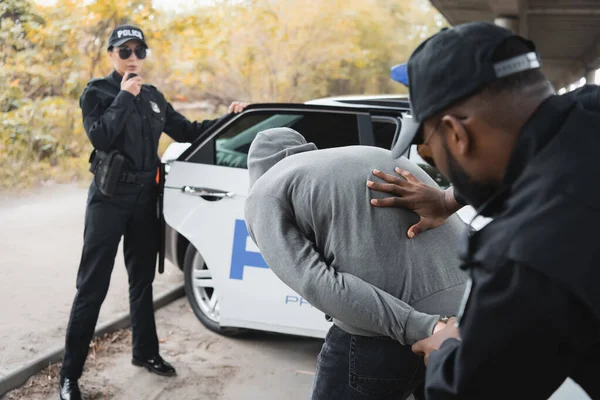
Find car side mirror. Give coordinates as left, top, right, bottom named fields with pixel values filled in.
left=161, top=142, right=192, bottom=174
left=161, top=142, right=192, bottom=165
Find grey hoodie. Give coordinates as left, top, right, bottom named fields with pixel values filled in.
left=244, top=128, right=467, bottom=344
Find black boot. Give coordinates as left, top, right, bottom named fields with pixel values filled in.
left=59, top=376, right=82, bottom=400
left=132, top=354, right=176, bottom=377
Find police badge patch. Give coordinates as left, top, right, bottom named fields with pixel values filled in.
left=150, top=101, right=160, bottom=113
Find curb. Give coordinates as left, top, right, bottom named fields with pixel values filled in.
left=0, top=284, right=185, bottom=397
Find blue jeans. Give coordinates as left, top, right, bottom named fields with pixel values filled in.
left=311, top=325, right=426, bottom=400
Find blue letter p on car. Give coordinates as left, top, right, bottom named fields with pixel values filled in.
left=229, top=219, right=268, bottom=280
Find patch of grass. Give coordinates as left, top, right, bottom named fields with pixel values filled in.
left=0, top=99, right=220, bottom=195
left=0, top=154, right=91, bottom=194
left=0, top=97, right=92, bottom=194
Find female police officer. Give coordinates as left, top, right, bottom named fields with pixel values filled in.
left=59, top=24, right=248, bottom=400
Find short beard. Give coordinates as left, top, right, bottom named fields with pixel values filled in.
left=443, top=140, right=501, bottom=212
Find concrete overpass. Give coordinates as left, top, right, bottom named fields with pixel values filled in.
left=429, top=0, right=600, bottom=90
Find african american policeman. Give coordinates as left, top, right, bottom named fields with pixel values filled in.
left=370, top=22, right=600, bottom=399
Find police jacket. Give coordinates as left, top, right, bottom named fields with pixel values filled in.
left=80, top=70, right=223, bottom=172
left=425, top=86, right=600, bottom=400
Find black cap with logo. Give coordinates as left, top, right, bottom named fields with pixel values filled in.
left=107, top=24, right=148, bottom=50
left=390, top=21, right=541, bottom=158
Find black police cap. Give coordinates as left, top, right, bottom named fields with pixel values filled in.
left=390, top=21, right=541, bottom=158
left=107, top=24, right=148, bottom=50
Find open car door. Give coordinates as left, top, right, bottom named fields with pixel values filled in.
left=163, top=105, right=375, bottom=337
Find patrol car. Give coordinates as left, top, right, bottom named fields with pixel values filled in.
left=161, top=95, right=480, bottom=338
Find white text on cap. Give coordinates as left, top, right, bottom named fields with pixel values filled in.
left=117, top=29, right=143, bottom=40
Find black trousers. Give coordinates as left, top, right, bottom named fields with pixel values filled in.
left=61, top=179, right=159, bottom=379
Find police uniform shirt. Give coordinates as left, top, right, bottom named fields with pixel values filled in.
left=80, top=70, right=223, bottom=172
left=424, top=86, right=600, bottom=400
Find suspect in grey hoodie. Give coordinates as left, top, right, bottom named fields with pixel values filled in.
left=244, top=128, right=467, bottom=344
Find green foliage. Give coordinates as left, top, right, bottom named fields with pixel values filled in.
left=0, top=97, right=91, bottom=190
left=0, top=0, right=447, bottom=192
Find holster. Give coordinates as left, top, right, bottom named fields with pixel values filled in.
left=89, top=149, right=125, bottom=197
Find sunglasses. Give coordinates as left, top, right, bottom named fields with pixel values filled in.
left=415, top=119, right=443, bottom=168
left=115, top=46, right=147, bottom=60
left=417, top=145, right=437, bottom=168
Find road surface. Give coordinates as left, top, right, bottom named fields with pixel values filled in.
left=4, top=298, right=323, bottom=400
left=0, top=181, right=182, bottom=377
left=0, top=183, right=591, bottom=399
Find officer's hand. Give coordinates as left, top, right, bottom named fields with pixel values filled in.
left=228, top=101, right=249, bottom=114
left=412, top=317, right=460, bottom=366
left=368, top=168, right=454, bottom=239
left=121, top=72, right=142, bottom=97
left=433, top=321, right=447, bottom=334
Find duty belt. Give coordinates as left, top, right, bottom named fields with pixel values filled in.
left=118, top=170, right=156, bottom=184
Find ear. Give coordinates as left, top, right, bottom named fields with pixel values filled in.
left=440, top=115, right=470, bottom=156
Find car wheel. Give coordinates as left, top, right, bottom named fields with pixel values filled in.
left=183, top=244, right=245, bottom=336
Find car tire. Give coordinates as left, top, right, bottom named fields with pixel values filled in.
left=183, top=244, right=246, bottom=337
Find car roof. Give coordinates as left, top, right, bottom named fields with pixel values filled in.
left=240, top=100, right=408, bottom=114
left=177, top=98, right=410, bottom=161
left=306, top=94, right=410, bottom=110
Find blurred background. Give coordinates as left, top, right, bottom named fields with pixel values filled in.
left=0, top=0, right=446, bottom=194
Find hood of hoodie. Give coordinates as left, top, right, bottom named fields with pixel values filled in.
left=247, top=128, right=318, bottom=189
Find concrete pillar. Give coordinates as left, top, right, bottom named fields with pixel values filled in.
left=585, top=69, right=597, bottom=85
left=494, top=17, right=519, bottom=34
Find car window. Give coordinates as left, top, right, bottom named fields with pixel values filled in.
left=192, top=110, right=361, bottom=169
left=371, top=116, right=448, bottom=189
left=406, top=145, right=450, bottom=189
left=372, top=117, right=399, bottom=150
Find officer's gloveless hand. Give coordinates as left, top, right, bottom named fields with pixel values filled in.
left=228, top=101, right=249, bottom=114
left=368, top=168, right=459, bottom=238
left=412, top=317, right=460, bottom=366
left=122, top=71, right=142, bottom=97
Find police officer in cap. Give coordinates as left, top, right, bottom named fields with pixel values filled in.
left=370, top=21, right=600, bottom=399
left=59, top=24, right=248, bottom=400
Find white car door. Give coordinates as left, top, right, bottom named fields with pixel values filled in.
left=163, top=106, right=369, bottom=338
